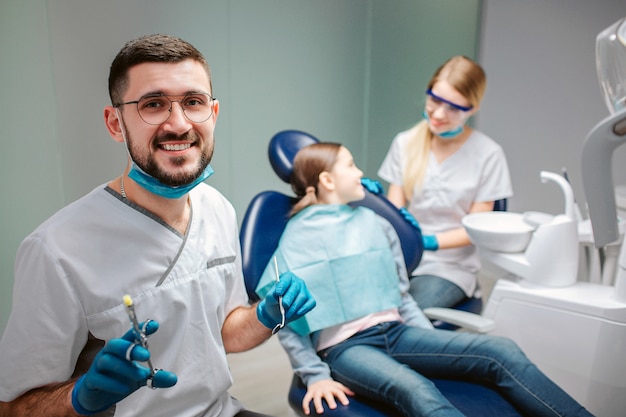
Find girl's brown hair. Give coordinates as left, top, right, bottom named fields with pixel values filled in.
left=290, top=142, right=342, bottom=216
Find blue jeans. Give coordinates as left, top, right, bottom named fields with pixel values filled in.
left=320, top=322, right=592, bottom=417
left=409, top=274, right=468, bottom=309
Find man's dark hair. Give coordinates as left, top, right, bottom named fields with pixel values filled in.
left=108, top=34, right=212, bottom=105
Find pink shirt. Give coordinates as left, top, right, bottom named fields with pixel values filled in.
left=316, top=308, right=403, bottom=351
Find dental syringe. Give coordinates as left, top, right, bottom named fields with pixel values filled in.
left=123, top=294, right=155, bottom=379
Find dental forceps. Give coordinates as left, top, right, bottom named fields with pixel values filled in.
left=272, top=256, right=286, bottom=334
left=123, top=294, right=156, bottom=385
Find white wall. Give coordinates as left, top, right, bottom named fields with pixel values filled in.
left=366, top=1, right=481, bottom=174
left=0, top=1, right=65, bottom=340
left=477, top=0, right=626, bottom=215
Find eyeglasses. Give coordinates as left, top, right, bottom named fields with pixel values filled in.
left=115, top=93, right=216, bottom=125
left=425, top=89, right=472, bottom=117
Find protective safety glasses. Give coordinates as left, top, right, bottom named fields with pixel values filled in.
left=425, top=89, right=472, bottom=118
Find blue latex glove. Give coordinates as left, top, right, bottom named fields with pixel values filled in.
left=399, top=207, right=421, bottom=232
left=422, top=234, right=439, bottom=251
left=360, top=178, right=384, bottom=195
left=71, top=320, right=177, bottom=415
left=257, top=271, right=316, bottom=332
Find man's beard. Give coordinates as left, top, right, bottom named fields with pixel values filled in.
left=128, top=131, right=214, bottom=187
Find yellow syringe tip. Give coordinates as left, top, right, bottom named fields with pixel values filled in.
left=123, top=294, right=133, bottom=307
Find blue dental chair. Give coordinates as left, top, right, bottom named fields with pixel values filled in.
left=239, top=130, right=521, bottom=416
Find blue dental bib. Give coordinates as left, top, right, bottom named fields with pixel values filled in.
left=256, top=205, right=401, bottom=336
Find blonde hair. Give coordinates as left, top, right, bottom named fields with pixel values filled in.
left=290, top=142, right=342, bottom=216
left=402, top=56, right=486, bottom=199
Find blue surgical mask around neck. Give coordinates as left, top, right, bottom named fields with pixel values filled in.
left=128, top=161, right=214, bottom=199
left=116, top=108, right=214, bottom=199
left=422, top=111, right=465, bottom=139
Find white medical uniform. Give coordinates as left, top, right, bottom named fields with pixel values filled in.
left=0, top=184, right=249, bottom=417
left=378, top=128, right=512, bottom=297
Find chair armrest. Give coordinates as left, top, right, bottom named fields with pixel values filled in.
left=423, top=308, right=495, bottom=333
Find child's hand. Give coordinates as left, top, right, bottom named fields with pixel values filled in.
left=303, top=379, right=355, bottom=415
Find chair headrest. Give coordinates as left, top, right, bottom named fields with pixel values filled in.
left=269, top=130, right=320, bottom=183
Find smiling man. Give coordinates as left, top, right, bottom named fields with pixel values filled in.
left=0, top=34, right=315, bottom=417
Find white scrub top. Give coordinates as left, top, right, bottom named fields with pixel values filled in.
left=378, top=128, right=513, bottom=296
left=0, top=183, right=249, bottom=417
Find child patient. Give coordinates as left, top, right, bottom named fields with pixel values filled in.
left=256, top=142, right=591, bottom=417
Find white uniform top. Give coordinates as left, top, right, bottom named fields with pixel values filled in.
left=378, top=128, right=513, bottom=296
left=0, top=184, right=248, bottom=417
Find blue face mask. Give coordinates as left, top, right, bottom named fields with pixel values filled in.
left=422, top=111, right=465, bottom=139
left=128, top=161, right=214, bottom=199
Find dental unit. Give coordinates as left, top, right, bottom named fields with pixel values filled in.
left=461, top=17, right=626, bottom=417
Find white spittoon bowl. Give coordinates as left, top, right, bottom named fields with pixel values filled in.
left=461, top=212, right=535, bottom=253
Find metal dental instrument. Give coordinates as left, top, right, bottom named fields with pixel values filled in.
left=123, top=295, right=156, bottom=381
left=272, top=256, right=286, bottom=334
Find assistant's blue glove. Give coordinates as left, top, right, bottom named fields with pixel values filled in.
left=399, top=207, right=422, bottom=232
left=71, top=320, right=177, bottom=415
left=257, top=271, right=316, bottom=332
left=361, top=178, right=384, bottom=195
left=422, top=234, right=439, bottom=251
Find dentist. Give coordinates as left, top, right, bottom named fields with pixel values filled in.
left=378, top=56, right=513, bottom=310
left=0, top=34, right=314, bottom=417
